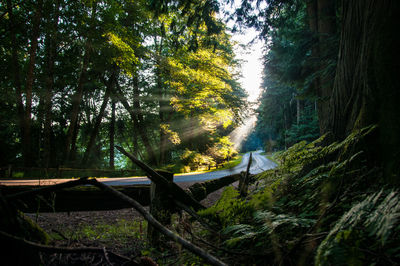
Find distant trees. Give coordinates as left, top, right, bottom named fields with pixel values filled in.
left=236, top=0, right=400, bottom=179
left=239, top=0, right=329, bottom=150
left=0, top=0, right=246, bottom=170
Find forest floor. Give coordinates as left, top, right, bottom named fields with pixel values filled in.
left=25, top=181, right=234, bottom=265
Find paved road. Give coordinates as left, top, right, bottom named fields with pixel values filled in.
left=0, top=151, right=277, bottom=186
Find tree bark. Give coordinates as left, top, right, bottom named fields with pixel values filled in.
left=316, top=0, right=336, bottom=135
left=306, top=0, right=336, bottom=135
left=329, top=0, right=400, bottom=181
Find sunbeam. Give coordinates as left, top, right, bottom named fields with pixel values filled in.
left=228, top=114, right=257, bottom=151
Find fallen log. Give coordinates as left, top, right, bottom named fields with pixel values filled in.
left=187, top=173, right=242, bottom=201
left=1, top=184, right=150, bottom=212
left=1, top=173, right=242, bottom=213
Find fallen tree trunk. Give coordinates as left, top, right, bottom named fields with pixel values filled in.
left=187, top=173, right=242, bottom=201
left=1, top=185, right=150, bottom=212
left=1, top=174, right=241, bottom=213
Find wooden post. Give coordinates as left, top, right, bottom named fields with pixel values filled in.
left=7, top=165, right=12, bottom=178
left=147, top=170, right=174, bottom=247
left=56, top=166, right=61, bottom=178
left=239, top=153, right=252, bottom=197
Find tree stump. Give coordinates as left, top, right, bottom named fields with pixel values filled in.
left=147, top=170, right=174, bottom=247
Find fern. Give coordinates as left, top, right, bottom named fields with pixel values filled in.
left=316, top=189, right=400, bottom=265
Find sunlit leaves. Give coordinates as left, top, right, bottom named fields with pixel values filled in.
left=167, top=47, right=240, bottom=132
left=160, top=123, right=181, bottom=145
left=104, top=32, right=138, bottom=76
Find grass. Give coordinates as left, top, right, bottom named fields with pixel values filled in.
left=71, top=219, right=147, bottom=242
left=261, top=151, right=280, bottom=165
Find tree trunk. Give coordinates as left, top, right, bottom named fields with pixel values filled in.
left=81, top=71, right=116, bottom=165
left=132, top=75, right=158, bottom=165
left=6, top=0, right=25, bottom=164
left=109, top=98, right=116, bottom=169
left=329, top=0, right=400, bottom=181
left=69, top=115, right=81, bottom=164
left=64, top=3, right=97, bottom=164
left=306, top=0, right=336, bottom=135
left=315, top=0, right=336, bottom=135
left=6, top=0, right=43, bottom=167
left=22, top=0, right=43, bottom=167
left=157, top=66, right=169, bottom=165
left=64, top=47, right=90, bottom=163
left=43, top=0, right=60, bottom=168
left=115, top=83, right=157, bottom=165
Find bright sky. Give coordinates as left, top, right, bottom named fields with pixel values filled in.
left=231, top=28, right=264, bottom=103
left=220, top=1, right=265, bottom=104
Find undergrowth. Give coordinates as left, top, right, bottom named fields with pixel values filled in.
left=199, top=125, right=400, bottom=265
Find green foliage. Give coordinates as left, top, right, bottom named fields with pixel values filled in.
left=207, top=136, right=238, bottom=163
left=70, top=219, right=147, bottom=253
left=316, top=190, right=400, bottom=265
left=202, top=125, right=400, bottom=264
left=0, top=0, right=247, bottom=170
left=198, top=186, right=253, bottom=227
left=180, top=149, right=215, bottom=171
left=286, top=105, right=319, bottom=144
left=223, top=210, right=315, bottom=249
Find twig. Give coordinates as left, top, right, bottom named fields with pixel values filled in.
left=0, top=230, right=134, bottom=264
left=102, top=247, right=112, bottom=266
left=87, top=179, right=227, bottom=266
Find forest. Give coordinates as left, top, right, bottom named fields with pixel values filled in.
left=1, top=0, right=400, bottom=265
left=0, top=0, right=246, bottom=173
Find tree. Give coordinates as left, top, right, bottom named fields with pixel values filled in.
left=329, top=0, right=400, bottom=180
